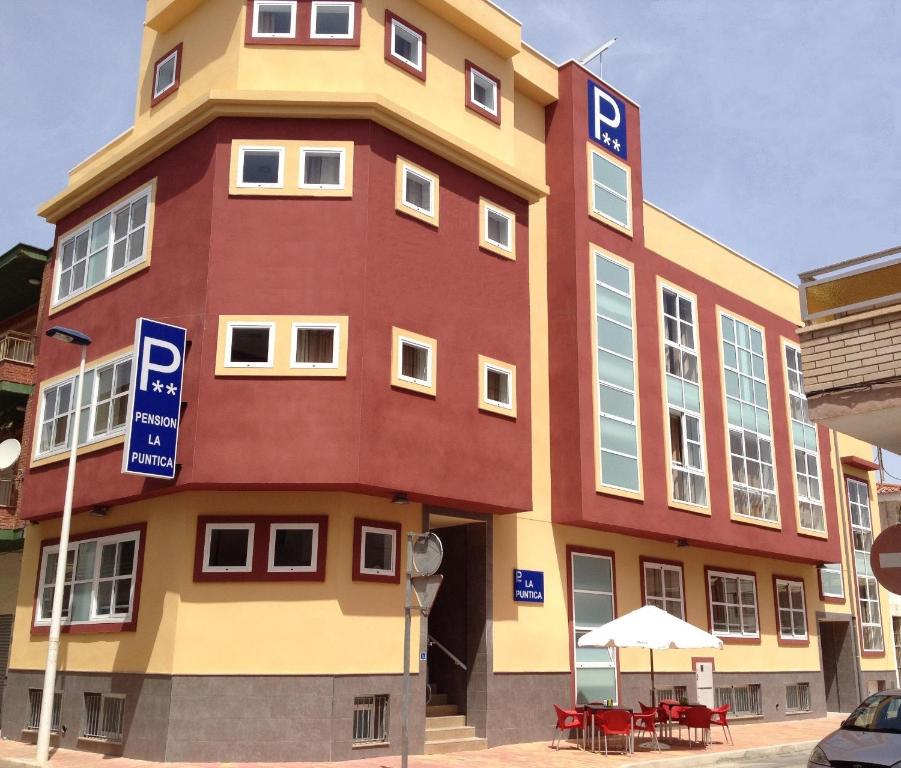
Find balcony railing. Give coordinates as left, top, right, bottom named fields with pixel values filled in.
left=0, top=332, right=35, bottom=365
left=0, top=470, right=15, bottom=508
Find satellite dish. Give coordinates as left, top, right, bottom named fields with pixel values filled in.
left=0, top=439, right=21, bottom=471
left=412, top=532, right=443, bottom=577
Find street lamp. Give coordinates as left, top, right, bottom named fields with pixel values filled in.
left=36, top=326, right=91, bottom=762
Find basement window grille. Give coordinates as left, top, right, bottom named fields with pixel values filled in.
left=654, top=686, right=687, bottom=703
left=352, top=694, right=389, bottom=746
left=786, top=682, right=811, bottom=713
left=26, top=689, right=61, bottom=732
left=81, top=693, right=125, bottom=742
left=714, top=684, right=762, bottom=718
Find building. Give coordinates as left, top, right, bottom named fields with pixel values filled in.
left=4, top=0, right=896, bottom=761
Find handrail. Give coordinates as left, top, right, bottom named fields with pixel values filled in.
left=0, top=332, right=35, bottom=364
left=427, top=634, right=467, bottom=671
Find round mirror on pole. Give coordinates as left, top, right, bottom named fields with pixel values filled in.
left=412, top=532, right=443, bottom=576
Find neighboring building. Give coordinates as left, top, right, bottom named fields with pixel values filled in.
left=877, top=482, right=901, bottom=681
left=4, top=1, right=895, bottom=761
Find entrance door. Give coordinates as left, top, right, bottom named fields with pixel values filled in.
left=819, top=619, right=858, bottom=712
left=694, top=660, right=714, bottom=707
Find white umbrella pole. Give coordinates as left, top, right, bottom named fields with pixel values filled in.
left=650, top=648, right=656, bottom=706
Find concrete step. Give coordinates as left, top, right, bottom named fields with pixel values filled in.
left=426, top=715, right=466, bottom=728
left=428, top=692, right=448, bottom=706
left=425, top=725, right=477, bottom=741
left=423, top=737, right=487, bottom=755
left=426, top=704, right=459, bottom=717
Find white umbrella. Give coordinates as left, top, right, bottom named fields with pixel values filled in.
left=577, top=604, right=723, bottom=706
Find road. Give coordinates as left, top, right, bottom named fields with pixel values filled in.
left=714, top=752, right=809, bottom=768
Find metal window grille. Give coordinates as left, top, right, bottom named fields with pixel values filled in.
left=352, top=694, right=389, bottom=745
left=0, top=469, right=15, bottom=508
left=27, top=689, right=61, bottom=732
left=82, top=693, right=125, bottom=742
left=785, top=683, right=811, bottom=713
left=0, top=332, right=35, bottom=364
left=655, top=686, right=687, bottom=702
left=714, top=684, right=762, bottom=718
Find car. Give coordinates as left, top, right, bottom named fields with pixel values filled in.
left=809, top=690, right=901, bottom=767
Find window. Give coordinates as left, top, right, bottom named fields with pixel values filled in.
left=395, top=158, right=438, bottom=224
left=82, top=693, right=125, bottom=743
left=643, top=561, right=684, bottom=620
left=894, top=617, right=901, bottom=674
left=708, top=570, right=759, bottom=638
left=715, top=684, right=761, bottom=718
left=311, top=2, right=353, bottom=38
left=570, top=551, right=617, bottom=705
left=848, top=478, right=884, bottom=652
left=466, top=61, right=500, bottom=122
left=152, top=44, right=181, bottom=104
left=252, top=0, right=297, bottom=37
left=820, top=563, right=844, bottom=600
left=386, top=13, right=425, bottom=77
left=353, top=695, right=389, bottom=745
left=353, top=519, right=401, bottom=582
left=292, top=323, right=339, bottom=369
left=225, top=323, right=275, bottom=368
left=479, top=198, right=515, bottom=258
left=785, top=682, right=811, bottom=713
left=589, top=147, right=631, bottom=231
left=776, top=578, right=807, bottom=641
left=237, top=146, right=284, bottom=188
left=662, top=287, right=707, bottom=507
left=391, top=327, right=437, bottom=396
left=36, top=354, right=133, bottom=460
left=36, top=529, right=141, bottom=627
left=300, top=147, right=345, bottom=189
left=478, top=356, right=516, bottom=417
left=202, top=523, right=255, bottom=573
left=55, top=185, right=151, bottom=306
left=594, top=251, right=640, bottom=494
left=26, top=689, right=61, bottom=732
left=268, top=523, right=318, bottom=572
left=785, top=344, right=825, bottom=533
left=721, top=313, right=778, bottom=523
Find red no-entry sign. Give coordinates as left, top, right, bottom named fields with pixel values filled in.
left=870, top=525, right=901, bottom=595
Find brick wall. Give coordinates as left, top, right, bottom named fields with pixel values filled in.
left=800, top=308, right=901, bottom=394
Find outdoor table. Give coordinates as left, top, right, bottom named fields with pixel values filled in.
left=582, top=703, right=633, bottom=753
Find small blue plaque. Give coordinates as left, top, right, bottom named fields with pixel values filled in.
left=514, top=569, right=544, bottom=603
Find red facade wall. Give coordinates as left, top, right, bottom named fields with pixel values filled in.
left=546, top=63, right=840, bottom=564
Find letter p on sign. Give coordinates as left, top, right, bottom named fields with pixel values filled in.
left=140, top=338, right=182, bottom=391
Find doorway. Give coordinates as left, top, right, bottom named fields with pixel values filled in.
left=819, top=618, right=858, bottom=712
left=694, top=660, right=714, bottom=707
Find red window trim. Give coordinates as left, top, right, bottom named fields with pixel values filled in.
left=772, top=574, right=810, bottom=647
left=243, top=0, right=363, bottom=47
left=565, top=545, right=619, bottom=707
left=817, top=564, right=845, bottom=605
left=703, top=565, right=761, bottom=645
left=194, top=514, right=328, bottom=582
left=31, top=522, right=148, bottom=636
left=384, top=11, right=426, bottom=81
left=638, top=556, right=686, bottom=619
left=352, top=518, right=402, bottom=584
left=464, top=60, right=501, bottom=125
left=150, top=43, right=183, bottom=108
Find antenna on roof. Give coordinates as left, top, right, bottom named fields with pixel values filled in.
left=579, top=37, right=618, bottom=79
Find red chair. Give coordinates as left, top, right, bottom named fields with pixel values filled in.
left=551, top=704, right=585, bottom=750
left=595, top=708, right=633, bottom=755
left=632, top=707, right=661, bottom=751
left=710, top=704, right=733, bottom=745
left=682, top=706, right=713, bottom=748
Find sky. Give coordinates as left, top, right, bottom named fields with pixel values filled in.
left=1, top=1, right=900, bottom=473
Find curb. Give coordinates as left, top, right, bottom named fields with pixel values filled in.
left=634, top=739, right=817, bottom=768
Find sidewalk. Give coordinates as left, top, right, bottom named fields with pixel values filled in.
left=0, top=715, right=838, bottom=768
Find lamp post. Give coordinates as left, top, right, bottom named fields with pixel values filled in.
left=36, top=326, right=91, bottom=762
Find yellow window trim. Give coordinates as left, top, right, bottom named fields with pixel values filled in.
left=478, top=355, right=516, bottom=418
left=395, top=156, right=439, bottom=227
left=215, top=315, right=349, bottom=377
left=30, top=435, right=126, bottom=469
left=478, top=198, right=516, bottom=259
left=586, top=143, right=633, bottom=238
left=391, top=326, right=437, bottom=397
left=589, top=244, right=643, bottom=500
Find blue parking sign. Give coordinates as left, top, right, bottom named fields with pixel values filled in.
left=588, top=80, right=628, bottom=160
left=514, top=569, right=544, bottom=603
left=122, top=318, right=187, bottom=479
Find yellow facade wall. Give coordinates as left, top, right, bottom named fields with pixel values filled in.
left=0, top=550, right=23, bottom=615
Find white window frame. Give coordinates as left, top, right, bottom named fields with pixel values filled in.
left=390, top=18, right=423, bottom=71
left=359, top=525, right=397, bottom=577
left=643, top=561, right=685, bottom=620
left=236, top=146, right=285, bottom=189
left=224, top=322, right=276, bottom=368
left=483, top=203, right=512, bottom=251
left=267, top=523, right=318, bottom=573
left=397, top=336, right=433, bottom=388
left=153, top=49, right=179, bottom=99
left=35, top=530, right=141, bottom=627
left=400, top=164, right=434, bottom=217
left=482, top=363, right=513, bottom=410
left=820, top=563, right=844, bottom=600
left=252, top=0, right=297, bottom=38
left=202, top=523, right=255, bottom=573
left=590, top=148, right=631, bottom=229
left=708, top=570, right=759, bottom=639
left=290, top=322, right=340, bottom=370
left=470, top=66, right=498, bottom=116
left=848, top=477, right=884, bottom=652
left=299, top=147, right=346, bottom=190
left=53, top=185, right=152, bottom=307
left=775, top=578, right=808, bottom=641
left=310, top=1, right=354, bottom=39
left=571, top=552, right=617, bottom=705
